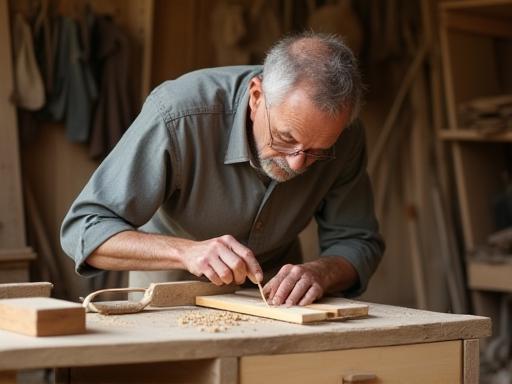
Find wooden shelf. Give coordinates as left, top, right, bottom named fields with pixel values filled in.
left=468, top=260, right=512, bottom=292
left=439, top=129, right=512, bottom=142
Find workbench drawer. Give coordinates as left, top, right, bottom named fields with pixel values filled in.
left=240, top=340, right=462, bottom=383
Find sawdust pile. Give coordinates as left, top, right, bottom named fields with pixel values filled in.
left=177, top=310, right=259, bottom=333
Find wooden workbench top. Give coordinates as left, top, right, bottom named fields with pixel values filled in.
left=0, top=301, right=491, bottom=370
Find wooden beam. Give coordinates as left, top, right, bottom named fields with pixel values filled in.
left=0, top=282, right=53, bottom=299
left=0, top=248, right=36, bottom=262
left=463, top=339, right=479, bottom=384
left=0, top=297, right=85, bottom=336
left=441, top=0, right=512, bottom=11
left=443, top=12, right=512, bottom=39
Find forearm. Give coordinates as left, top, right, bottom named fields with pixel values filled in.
left=303, top=256, right=359, bottom=294
left=86, top=230, right=191, bottom=271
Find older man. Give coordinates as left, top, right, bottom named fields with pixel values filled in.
left=61, top=32, right=384, bottom=306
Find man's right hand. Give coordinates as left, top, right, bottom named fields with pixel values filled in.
left=179, top=235, right=263, bottom=286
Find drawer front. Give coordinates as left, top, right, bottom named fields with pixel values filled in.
left=240, top=340, right=462, bottom=384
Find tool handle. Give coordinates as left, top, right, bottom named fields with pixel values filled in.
left=82, top=287, right=151, bottom=315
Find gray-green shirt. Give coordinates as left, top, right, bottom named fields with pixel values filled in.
left=60, top=65, right=384, bottom=296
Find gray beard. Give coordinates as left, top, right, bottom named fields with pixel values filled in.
left=259, top=156, right=307, bottom=182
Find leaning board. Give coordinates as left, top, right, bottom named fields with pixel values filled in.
left=195, top=292, right=369, bottom=324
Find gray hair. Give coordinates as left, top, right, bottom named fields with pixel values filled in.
left=262, top=32, right=362, bottom=123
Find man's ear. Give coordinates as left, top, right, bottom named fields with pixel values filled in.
left=248, top=76, right=263, bottom=117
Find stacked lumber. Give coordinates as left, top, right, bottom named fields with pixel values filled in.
left=458, top=94, right=512, bottom=134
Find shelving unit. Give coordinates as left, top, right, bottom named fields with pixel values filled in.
left=439, top=1, right=512, bottom=300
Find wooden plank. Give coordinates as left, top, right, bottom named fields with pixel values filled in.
left=468, top=261, right=512, bottom=292
left=439, top=129, right=512, bottom=142
left=196, top=294, right=328, bottom=324
left=0, top=0, right=26, bottom=249
left=444, top=12, right=512, bottom=39
left=0, top=282, right=53, bottom=299
left=149, top=281, right=239, bottom=307
left=0, top=297, right=85, bottom=336
left=463, top=339, right=479, bottom=384
left=235, top=289, right=369, bottom=319
left=239, top=341, right=462, bottom=384
left=0, top=248, right=36, bottom=262
left=0, top=261, right=30, bottom=283
left=441, top=0, right=512, bottom=11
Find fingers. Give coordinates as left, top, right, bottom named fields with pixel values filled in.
left=271, top=265, right=302, bottom=306
left=222, top=236, right=263, bottom=283
left=202, top=266, right=223, bottom=286
left=218, top=247, right=247, bottom=285
left=263, top=264, right=324, bottom=306
left=209, top=255, right=234, bottom=285
left=298, top=284, right=322, bottom=306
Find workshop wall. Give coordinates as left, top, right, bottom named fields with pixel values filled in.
left=6, top=0, right=438, bottom=308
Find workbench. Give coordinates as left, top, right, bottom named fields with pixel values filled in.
left=0, top=301, right=491, bottom=383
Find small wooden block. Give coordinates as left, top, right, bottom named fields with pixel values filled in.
left=0, top=297, right=85, bottom=336
left=196, top=294, right=328, bottom=324
left=149, top=281, right=239, bottom=307
left=0, top=282, right=53, bottom=299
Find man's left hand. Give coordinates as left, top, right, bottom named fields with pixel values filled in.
left=262, top=257, right=359, bottom=306
left=262, top=262, right=326, bottom=306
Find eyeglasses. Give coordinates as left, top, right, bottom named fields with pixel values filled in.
left=264, top=98, right=336, bottom=161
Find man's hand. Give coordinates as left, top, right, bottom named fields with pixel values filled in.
left=262, top=257, right=359, bottom=306
left=180, top=235, right=263, bottom=286
left=262, top=263, right=325, bottom=306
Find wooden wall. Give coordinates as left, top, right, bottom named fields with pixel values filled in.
left=11, top=0, right=418, bottom=307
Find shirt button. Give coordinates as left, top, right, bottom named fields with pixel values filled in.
left=255, top=221, right=264, bottom=231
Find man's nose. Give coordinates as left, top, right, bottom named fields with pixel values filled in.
left=286, top=152, right=308, bottom=171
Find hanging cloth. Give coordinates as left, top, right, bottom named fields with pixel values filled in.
left=88, top=15, right=134, bottom=159
left=46, top=16, right=97, bottom=143
left=12, top=13, right=45, bottom=110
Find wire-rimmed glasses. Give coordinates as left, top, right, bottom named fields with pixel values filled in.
left=264, top=98, right=336, bottom=161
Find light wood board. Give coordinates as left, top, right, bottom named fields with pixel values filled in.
left=196, top=292, right=368, bottom=324
left=0, top=297, right=85, bottom=336
left=240, top=340, right=462, bottom=384
left=235, top=289, right=369, bottom=319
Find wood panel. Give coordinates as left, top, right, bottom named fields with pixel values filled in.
left=463, top=339, right=480, bottom=384
left=0, top=0, right=26, bottom=249
left=452, top=142, right=505, bottom=249
left=150, top=0, right=218, bottom=87
left=0, top=371, right=16, bottom=384
left=56, top=357, right=237, bottom=384
left=240, top=341, right=462, bottom=384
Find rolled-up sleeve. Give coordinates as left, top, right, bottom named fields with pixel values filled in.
left=315, top=123, right=385, bottom=296
left=60, top=95, right=177, bottom=276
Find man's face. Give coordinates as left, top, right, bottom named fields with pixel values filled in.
left=248, top=78, right=351, bottom=182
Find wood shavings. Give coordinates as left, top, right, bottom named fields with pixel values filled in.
left=177, top=309, right=261, bottom=332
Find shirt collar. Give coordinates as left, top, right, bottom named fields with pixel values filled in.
left=224, top=78, right=254, bottom=165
